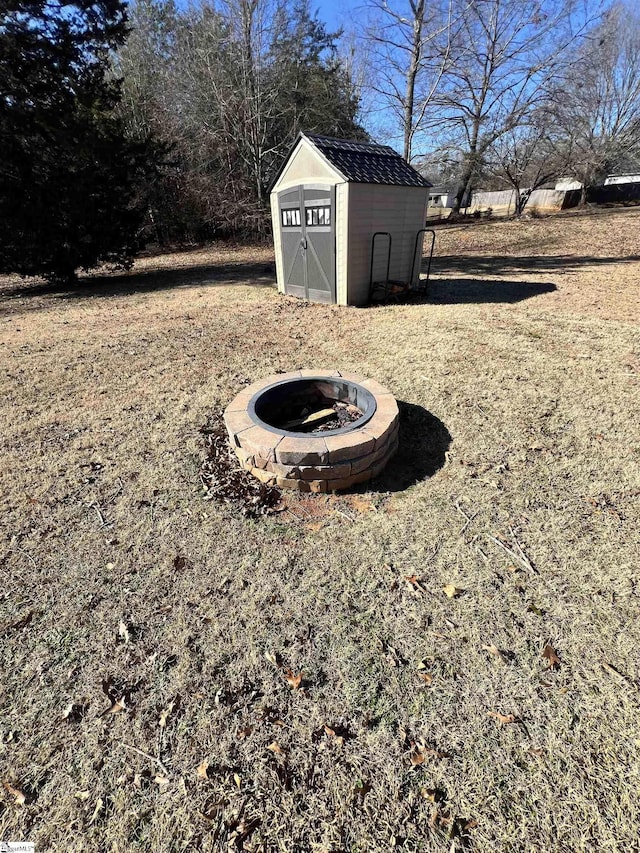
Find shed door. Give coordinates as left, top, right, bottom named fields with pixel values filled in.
left=303, top=186, right=335, bottom=304
left=277, top=185, right=335, bottom=304
left=278, top=186, right=306, bottom=300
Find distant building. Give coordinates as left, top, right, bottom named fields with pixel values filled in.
left=555, top=178, right=582, bottom=191
left=604, top=173, right=640, bottom=185
left=426, top=184, right=469, bottom=217
left=556, top=174, right=640, bottom=190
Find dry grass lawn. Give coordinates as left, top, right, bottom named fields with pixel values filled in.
left=1, top=207, right=639, bottom=852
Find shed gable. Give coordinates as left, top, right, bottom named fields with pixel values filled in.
left=272, top=137, right=343, bottom=191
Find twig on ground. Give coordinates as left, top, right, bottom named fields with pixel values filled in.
left=470, top=535, right=489, bottom=562
left=107, top=478, right=124, bottom=505
left=11, top=547, right=37, bottom=569
left=334, top=509, right=355, bottom=522
left=509, top=526, right=537, bottom=573
left=454, top=500, right=478, bottom=535
left=486, top=531, right=537, bottom=574
left=120, top=742, right=171, bottom=777
left=602, top=661, right=636, bottom=688
left=90, top=502, right=110, bottom=528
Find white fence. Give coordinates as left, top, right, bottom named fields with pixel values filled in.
left=467, top=187, right=567, bottom=215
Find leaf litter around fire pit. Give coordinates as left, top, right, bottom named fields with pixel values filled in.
left=199, top=414, right=380, bottom=526
left=200, top=416, right=283, bottom=517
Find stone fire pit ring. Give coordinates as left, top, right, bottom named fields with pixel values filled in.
left=223, top=370, right=399, bottom=492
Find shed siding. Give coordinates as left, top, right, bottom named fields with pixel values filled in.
left=275, top=138, right=342, bottom=191
left=336, top=182, right=349, bottom=305
left=346, top=184, right=428, bottom=305
left=270, top=193, right=286, bottom=294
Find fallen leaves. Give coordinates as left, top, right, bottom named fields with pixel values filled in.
left=443, top=584, right=464, bottom=598
left=487, top=711, right=518, bottom=725
left=63, top=701, right=89, bottom=723
left=409, top=740, right=449, bottom=766
left=543, top=644, right=561, bottom=670
left=483, top=644, right=508, bottom=665
left=196, top=759, right=210, bottom=780
left=3, top=781, right=26, bottom=806
left=159, top=697, right=178, bottom=729
left=265, top=653, right=304, bottom=691
left=404, top=574, right=426, bottom=594
left=101, top=677, right=139, bottom=715
left=323, top=725, right=345, bottom=747
left=410, top=750, right=426, bottom=767
left=266, top=741, right=286, bottom=756
left=283, top=668, right=302, bottom=690
left=109, top=696, right=127, bottom=714
left=417, top=659, right=434, bottom=685
left=200, top=418, right=283, bottom=518
left=420, top=787, right=442, bottom=803
left=348, top=495, right=375, bottom=514
left=236, top=725, right=254, bottom=739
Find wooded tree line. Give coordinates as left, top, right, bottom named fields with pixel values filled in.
left=115, top=0, right=365, bottom=243
left=1, top=0, right=639, bottom=281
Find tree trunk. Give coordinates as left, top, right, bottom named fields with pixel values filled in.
left=516, top=188, right=532, bottom=216
left=403, top=0, right=425, bottom=162
left=451, top=159, right=475, bottom=213
left=451, top=117, right=482, bottom=213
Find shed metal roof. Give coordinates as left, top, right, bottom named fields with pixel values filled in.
left=270, top=133, right=432, bottom=190
left=305, top=133, right=431, bottom=187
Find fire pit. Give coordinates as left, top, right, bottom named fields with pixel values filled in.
left=223, top=370, right=399, bottom=492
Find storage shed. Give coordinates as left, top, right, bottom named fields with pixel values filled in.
left=269, top=133, right=432, bottom=306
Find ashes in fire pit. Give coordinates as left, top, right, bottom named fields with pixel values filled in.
left=223, top=371, right=399, bottom=492
left=276, top=399, right=363, bottom=433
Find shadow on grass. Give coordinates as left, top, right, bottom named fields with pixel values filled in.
left=425, top=276, right=557, bottom=304
left=1, top=260, right=276, bottom=301
left=432, top=253, right=640, bottom=278
left=370, top=401, right=452, bottom=493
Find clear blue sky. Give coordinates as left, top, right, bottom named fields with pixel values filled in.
left=315, top=0, right=362, bottom=32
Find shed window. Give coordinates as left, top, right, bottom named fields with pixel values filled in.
left=306, top=206, right=331, bottom=226
left=281, top=208, right=301, bottom=227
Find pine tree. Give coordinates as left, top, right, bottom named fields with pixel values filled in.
left=0, top=1, right=155, bottom=282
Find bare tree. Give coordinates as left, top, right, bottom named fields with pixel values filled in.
left=484, top=121, right=568, bottom=215
left=364, top=0, right=456, bottom=161
left=430, top=0, right=598, bottom=213
left=552, top=1, right=640, bottom=202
